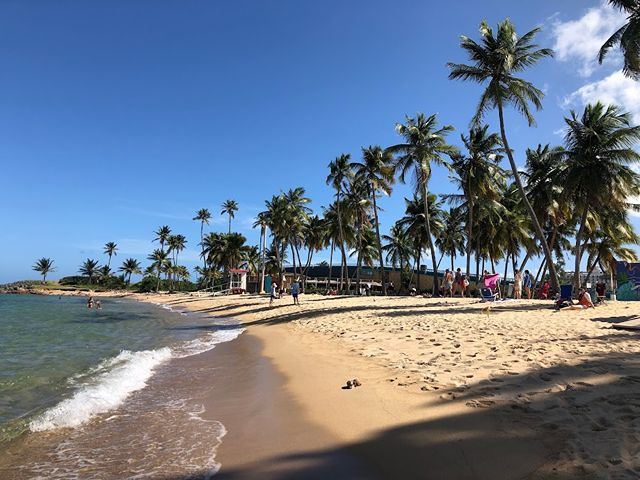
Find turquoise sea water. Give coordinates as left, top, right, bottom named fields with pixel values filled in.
left=0, top=294, right=242, bottom=445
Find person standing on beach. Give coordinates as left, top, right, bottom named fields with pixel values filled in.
left=443, top=269, right=453, bottom=297
left=523, top=270, right=533, bottom=299
left=514, top=269, right=522, bottom=299
left=453, top=268, right=462, bottom=296
left=269, top=283, right=278, bottom=307
left=291, top=279, right=300, bottom=306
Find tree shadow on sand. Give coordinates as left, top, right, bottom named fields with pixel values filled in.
left=154, top=346, right=640, bottom=480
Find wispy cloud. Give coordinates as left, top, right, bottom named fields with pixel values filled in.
left=118, top=205, right=192, bottom=221
left=551, top=1, right=625, bottom=77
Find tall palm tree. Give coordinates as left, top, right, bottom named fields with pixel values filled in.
left=193, top=208, right=212, bottom=265
left=33, top=258, right=55, bottom=282
left=447, top=19, right=559, bottom=289
left=556, top=102, right=640, bottom=288
left=284, top=187, right=312, bottom=278
left=168, top=234, right=187, bottom=269
left=449, top=125, right=504, bottom=277
left=253, top=212, right=269, bottom=293
left=391, top=113, right=457, bottom=295
left=351, top=146, right=394, bottom=294
left=326, top=153, right=353, bottom=293
left=104, top=242, right=118, bottom=268
left=154, top=226, right=172, bottom=253
left=79, top=258, right=100, bottom=284
left=599, top=0, right=640, bottom=79
left=118, top=258, right=142, bottom=285
left=147, top=249, right=169, bottom=291
left=345, top=176, right=371, bottom=293
left=302, top=215, right=328, bottom=279
left=221, top=199, right=239, bottom=234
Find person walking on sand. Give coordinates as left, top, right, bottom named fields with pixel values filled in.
left=269, top=283, right=278, bottom=307
left=514, top=269, right=522, bottom=299
left=523, top=270, right=533, bottom=299
left=291, top=278, right=301, bottom=306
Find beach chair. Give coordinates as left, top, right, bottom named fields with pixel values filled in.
left=480, top=287, right=499, bottom=302
left=554, top=284, right=573, bottom=309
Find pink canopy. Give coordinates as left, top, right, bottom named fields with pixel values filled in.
left=482, top=274, right=500, bottom=291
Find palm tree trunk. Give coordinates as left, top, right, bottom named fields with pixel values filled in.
left=498, top=102, right=559, bottom=290
left=371, top=189, right=387, bottom=295
left=584, top=251, right=602, bottom=285
left=503, top=253, right=510, bottom=297
left=291, top=244, right=297, bottom=278
left=228, top=216, right=231, bottom=235
left=421, top=184, right=439, bottom=295
left=328, top=240, right=334, bottom=291
left=573, top=206, right=590, bottom=289
left=416, top=248, right=421, bottom=292
left=201, top=221, right=206, bottom=268
left=336, top=191, right=346, bottom=293
left=260, top=226, right=266, bottom=293
left=356, top=215, right=363, bottom=294
left=466, top=193, right=474, bottom=278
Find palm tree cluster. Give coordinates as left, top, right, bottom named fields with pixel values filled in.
left=32, top=12, right=640, bottom=295
left=250, top=18, right=640, bottom=296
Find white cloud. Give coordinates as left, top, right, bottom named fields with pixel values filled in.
left=562, top=70, right=640, bottom=122
left=551, top=1, right=626, bottom=77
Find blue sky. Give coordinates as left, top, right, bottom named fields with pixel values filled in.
left=1, top=0, right=638, bottom=283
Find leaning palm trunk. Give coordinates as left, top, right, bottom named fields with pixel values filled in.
left=336, top=193, right=347, bottom=293
left=421, top=184, right=440, bottom=295
left=573, top=207, right=590, bottom=289
left=498, top=103, right=559, bottom=290
left=416, top=249, right=421, bottom=292
left=466, top=188, right=474, bottom=278
left=371, top=189, right=387, bottom=295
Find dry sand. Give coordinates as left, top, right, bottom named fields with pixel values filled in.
left=124, top=292, right=640, bottom=479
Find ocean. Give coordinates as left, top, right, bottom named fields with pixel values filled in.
left=0, top=293, right=243, bottom=478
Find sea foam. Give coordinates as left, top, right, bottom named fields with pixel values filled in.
left=30, top=347, right=172, bottom=431
left=29, top=326, right=244, bottom=432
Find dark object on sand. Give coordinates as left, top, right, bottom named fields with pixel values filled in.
left=342, top=378, right=362, bottom=389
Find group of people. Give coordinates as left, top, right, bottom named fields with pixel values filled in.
left=442, top=268, right=470, bottom=297
left=86, top=296, right=101, bottom=309
left=270, top=279, right=301, bottom=306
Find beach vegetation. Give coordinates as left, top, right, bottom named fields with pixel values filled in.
left=32, top=258, right=55, bottom=282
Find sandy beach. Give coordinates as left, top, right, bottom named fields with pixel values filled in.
left=114, top=291, right=639, bottom=479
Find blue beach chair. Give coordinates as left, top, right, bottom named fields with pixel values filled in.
left=554, top=284, right=573, bottom=309
left=480, top=287, right=499, bottom=302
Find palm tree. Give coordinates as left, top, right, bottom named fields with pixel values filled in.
left=351, top=146, right=394, bottom=294
left=302, top=215, right=328, bottom=280
left=79, top=258, right=100, bottom=284
left=583, top=208, right=639, bottom=285
left=193, top=208, right=212, bottom=265
left=147, top=249, right=169, bottom=291
left=599, top=0, right=640, bottom=79
left=221, top=199, right=238, bottom=234
left=168, top=234, right=187, bottom=269
left=154, top=226, right=172, bottom=253
left=391, top=113, right=457, bottom=295
left=556, top=102, right=640, bottom=288
left=398, top=194, right=445, bottom=292
left=284, top=187, right=312, bottom=278
left=345, top=176, right=371, bottom=293
left=33, top=258, right=55, bottom=282
left=447, top=19, right=560, bottom=289
left=449, top=126, right=504, bottom=277
left=119, top=258, right=142, bottom=285
left=382, top=224, right=412, bottom=291
left=253, top=212, right=269, bottom=293
left=436, top=207, right=466, bottom=272
left=326, top=154, right=353, bottom=293
left=104, top=242, right=118, bottom=268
